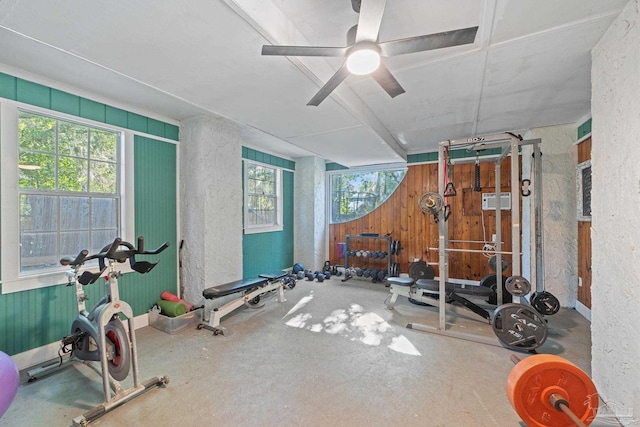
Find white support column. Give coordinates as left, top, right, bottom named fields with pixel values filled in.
left=180, top=115, right=243, bottom=305
left=294, top=156, right=326, bottom=271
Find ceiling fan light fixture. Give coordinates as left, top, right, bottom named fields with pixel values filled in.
left=346, top=48, right=380, bottom=75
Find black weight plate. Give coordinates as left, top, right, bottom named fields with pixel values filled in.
left=408, top=262, right=418, bottom=279
left=480, top=274, right=511, bottom=305
left=491, top=303, right=548, bottom=351
left=505, top=275, right=531, bottom=297
left=411, top=262, right=435, bottom=280
left=530, top=291, right=560, bottom=315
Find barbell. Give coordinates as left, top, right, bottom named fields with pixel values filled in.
left=507, top=354, right=598, bottom=427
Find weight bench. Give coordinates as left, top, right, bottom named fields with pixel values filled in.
left=386, top=277, right=496, bottom=323
left=198, top=272, right=289, bottom=336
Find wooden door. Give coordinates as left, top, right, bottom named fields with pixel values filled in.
left=577, top=137, right=592, bottom=308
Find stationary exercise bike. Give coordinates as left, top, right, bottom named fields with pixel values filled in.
left=27, top=236, right=170, bottom=426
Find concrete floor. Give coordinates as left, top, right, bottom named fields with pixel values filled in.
left=1, top=278, right=613, bottom=427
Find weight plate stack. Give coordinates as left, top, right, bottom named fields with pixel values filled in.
left=408, top=261, right=435, bottom=280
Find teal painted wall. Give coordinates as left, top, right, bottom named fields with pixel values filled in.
left=578, top=118, right=592, bottom=139
left=242, top=149, right=295, bottom=278
left=118, top=136, right=178, bottom=315
left=0, top=72, right=179, bottom=141
left=0, top=74, right=178, bottom=356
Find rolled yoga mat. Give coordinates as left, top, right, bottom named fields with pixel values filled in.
left=160, top=291, right=193, bottom=312
left=156, top=300, right=187, bottom=317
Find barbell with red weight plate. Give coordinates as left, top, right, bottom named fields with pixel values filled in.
left=507, top=354, right=598, bottom=427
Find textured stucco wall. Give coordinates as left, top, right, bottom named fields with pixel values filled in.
left=293, top=156, right=326, bottom=272
left=527, top=125, right=578, bottom=308
left=591, top=0, right=640, bottom=422
left=179, top=115, right=243, bottom=305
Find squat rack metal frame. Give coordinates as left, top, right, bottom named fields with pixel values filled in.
left=409, top=133, right=542, bottom=344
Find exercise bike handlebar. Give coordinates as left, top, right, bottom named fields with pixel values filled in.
left=59, top=237, right=170, bottom=283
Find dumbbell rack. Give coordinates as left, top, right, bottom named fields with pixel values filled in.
left=344, top=235, right=394, bottom=282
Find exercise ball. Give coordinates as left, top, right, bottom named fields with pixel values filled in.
left=0, top=351, right=19, bottom=418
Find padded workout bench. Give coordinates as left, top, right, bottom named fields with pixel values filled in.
left=198, top=272, right=289, bottom=336
left=386, top=277, right=495, bottom=322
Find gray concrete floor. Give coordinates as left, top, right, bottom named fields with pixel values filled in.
left=1, top=278, right=609, bottom=427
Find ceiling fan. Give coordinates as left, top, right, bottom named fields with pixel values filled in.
left=261, top=0, right=478, bottom=106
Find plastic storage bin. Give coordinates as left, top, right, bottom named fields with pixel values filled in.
left=148, top=307, right=203, bottom=334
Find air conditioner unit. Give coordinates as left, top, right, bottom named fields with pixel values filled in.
left=482, top=192, right=511, bottom=210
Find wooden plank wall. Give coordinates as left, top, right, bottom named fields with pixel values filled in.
left=329, top=159, right=516, bottom=281
left=577, top=137, right=592, bottom=308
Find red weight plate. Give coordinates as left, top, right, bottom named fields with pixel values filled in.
left=507, top=354, right=598, bottom=427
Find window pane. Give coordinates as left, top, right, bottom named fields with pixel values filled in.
left=21, top=232, right=58, bottom=272
left=19, top=152, right=56, bottom=190
left=58, top=155, right=88, bottom=191
left=58, top=121, right=88, bottom=157
left=17, top=111, right=121, bottom=274
left=61, top=231, right=90, bottom=258
left=248, top=195, right=275, bottom=225
left=90, top=129, right=118, bottom=161
left=90, top=160, right=117, bottom=193
left=330, top=169, right=406, bottom=223
left=20, top=194, right=57, bottom=232
left=91, top=229, right=118, bottom=255
left=91, top=197, right=118, bottom=229
left=60, top=196, right=89, bottom=231
left=18, top=112, right=55, bottom=152
left=249, top=165, right=275, bottom=196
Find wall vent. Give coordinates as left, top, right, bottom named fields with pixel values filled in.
left=482, top=192, right=512, bottom=210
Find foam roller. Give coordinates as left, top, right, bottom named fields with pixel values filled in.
left=161, top=291, right=193, bottom=312
left=156, top=300, right=187, bottom=317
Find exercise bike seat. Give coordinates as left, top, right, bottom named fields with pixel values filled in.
left=415, top=279, right=494, bottom=297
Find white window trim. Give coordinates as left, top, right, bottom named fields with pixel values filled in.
left=243, top=160, right=283, bottom=234
left=0, top=100, right=135, bottom=294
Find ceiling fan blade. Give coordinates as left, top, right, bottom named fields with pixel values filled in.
left=355, top=0, right=387, bottom=42
left=379, top=26, right=479, bottom=57
left=262, top=45, right=348, bottom=57
left=307, top=63, right=350, bottom=106
left=371, top=63, right=405, bottom=98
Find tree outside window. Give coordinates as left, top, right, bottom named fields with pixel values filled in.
left=18, top=111, right=120, bottom=272
left=330, top=169, right=406, bottom=223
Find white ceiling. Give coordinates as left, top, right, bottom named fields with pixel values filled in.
left=0, top=0, right=628, bottom=167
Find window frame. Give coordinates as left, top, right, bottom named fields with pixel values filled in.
left=243, top=160, right=283, bottom=234
left=1, top=100, right=135, bottom=293
left=576, top=159, right=592, bottom=222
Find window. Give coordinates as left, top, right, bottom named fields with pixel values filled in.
left=244, top=161, right=283, bottom=233
left=577, top=160, right=592, bottom=221
left=17, top=111, right=120, bottom=272
left=329, top=167, right=406, bottom=223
